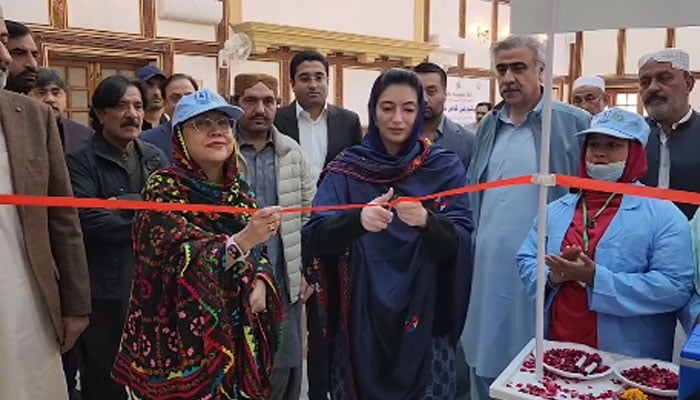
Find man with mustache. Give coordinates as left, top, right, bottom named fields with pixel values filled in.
left=66, top=75, right=167, bottom=400
left=0, top=6, right=91, bottom=400
left=462, top=35, right=590, bottom=400
left=639, top=49, right=700, bottom=219
left=233, top=73, right=316, bottom=400
left=136, top=65, right=169, bottom=130
left=414, top=62, right=475, bottom=169
left=5, top=20, right=38, bottom=94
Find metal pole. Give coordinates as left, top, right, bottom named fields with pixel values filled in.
left=535, top=0, right=559, bottom=382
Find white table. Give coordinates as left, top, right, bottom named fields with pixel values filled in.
left=490, top=339, right=629, bottom=400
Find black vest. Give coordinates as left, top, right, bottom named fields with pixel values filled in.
left=641, top=111, right=700, bottom=219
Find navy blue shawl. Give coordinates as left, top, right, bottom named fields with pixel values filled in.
left=302, top=75, right=473, bottom=399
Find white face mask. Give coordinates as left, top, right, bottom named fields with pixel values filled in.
left=586, top=161, right=626, bottom=182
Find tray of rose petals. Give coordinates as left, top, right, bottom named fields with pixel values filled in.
left=537, top=341, right=614, bottom=380
left=612, top=359, right=679, bottom=397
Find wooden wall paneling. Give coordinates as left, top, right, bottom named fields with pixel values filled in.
left=172, top=40, right=220, bottom=55
left=567, top=41, right=575, bottom=102
left=573, top=32, right=583, bottom=79
left=666, top=28, right=676, bottom=48
left=413, top=0, right=429, bottom=43
left=616, top=29, right=626, bottom=76
left=229, top=0, right=243, bottom=26
left=447, top=67, right=492, bottom=78
left=334, top=62, right=343, bottom=107
left=216, top=0, right=230, bottom=95
left=141, top=0, right=156, bottom=39
left=489, top=0, right=499, bottom=104
left=32, top=28, right=170, bottom=54
left=162, top=42, right=175, bottom=76
left=49, top=0, right=68, bottom=30
left=279, top=54, right=292, bottom=106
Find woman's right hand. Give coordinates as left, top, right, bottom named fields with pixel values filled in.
left=234, top=206, right=283, bottom=253
left=361, top=188, right=395, bottom=232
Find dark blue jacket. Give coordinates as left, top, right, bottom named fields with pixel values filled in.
left=140, top=122, right=173, bottom=163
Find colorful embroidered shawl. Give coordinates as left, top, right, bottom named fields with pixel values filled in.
left=113, top=128, right=283, bottom=399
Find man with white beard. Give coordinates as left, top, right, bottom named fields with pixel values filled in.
left=0, top=6, right=91, bottom=400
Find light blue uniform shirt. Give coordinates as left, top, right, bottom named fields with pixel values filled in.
left=518, top=191, right=695, bottom=361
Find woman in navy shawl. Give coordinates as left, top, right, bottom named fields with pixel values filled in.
left=302, top=68, right=473, bottom=400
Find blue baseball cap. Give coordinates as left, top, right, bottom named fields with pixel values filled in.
left=137, top=65, right=166, bottom=82
left=576, top=107, right=650, bottom=146
left=172, top=89, right=244, bottom=128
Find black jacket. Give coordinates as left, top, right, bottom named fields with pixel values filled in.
left=274, top=101, right=363, bottom=166
left=59, top=117, right=94, bottom=155
left=66, top=133, right=167, bottom=300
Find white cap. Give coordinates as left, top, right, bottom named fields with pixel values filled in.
left=638, top=48, right=690, bottom=71
left=573, top=76, right=606, bottom=91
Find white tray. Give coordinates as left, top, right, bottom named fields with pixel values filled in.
left=540, top=341, right=614, bottom=381
left=491, top=339, right=628, bottom=400
left=612, top=358, right=679, bottom=397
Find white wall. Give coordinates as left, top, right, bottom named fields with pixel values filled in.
left=676, top=27, right=700, bottom=71
left=67, top=0, right=140, bottom=33
left=241, top=0, right=414, bottom=41
left=1, top=0, right=49, bottom=24
left=465, top=0, right=492, bottom=69
left=626, top=28, right=666, bottom=74
left=497, top=2, right=510, bottom=40
left=582, top=29, right=617, bottom=76
left=552, top=34, right=572, bottom=77
left=342, top=68, right=380, bottom=126
left=157, top=19, right=217, bottom=42
left=430, top=0, right=460, bottom=40
left=495, top=5, right=570, bottom=77
left=691, top=87, right=700, bottom=110
left=174, top=54, right=217, bottom=92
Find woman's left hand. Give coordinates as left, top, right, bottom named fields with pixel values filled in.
left=249, top=278, right=267, bottom=314
left=546, top=253, right=596, bottom=285
left=394, top=200, right=428, bottom=229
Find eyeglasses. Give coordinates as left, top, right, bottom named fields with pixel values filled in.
left=186, top=117, right=235, bottom=133
left=572, top=94, right=603, bottom=105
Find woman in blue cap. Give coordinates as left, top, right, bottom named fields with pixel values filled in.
left=113, top=89, right=284, bottom=399
left=518, top=107, right=695, bottom=360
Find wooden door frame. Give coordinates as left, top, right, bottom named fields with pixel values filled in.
left=41, top=44, right=162, bottom=72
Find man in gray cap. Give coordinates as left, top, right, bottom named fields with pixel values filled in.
left=638, top=48, right=700, bottom=219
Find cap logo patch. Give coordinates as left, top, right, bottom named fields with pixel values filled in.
left=195, top=91, right=209, bottom=104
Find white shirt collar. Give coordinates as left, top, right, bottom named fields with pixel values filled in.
left=296, top=101, right=328, bottom=122
left=658, top=107, right=694, bottom=137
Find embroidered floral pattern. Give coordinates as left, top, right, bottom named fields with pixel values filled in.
left=113, top=129, right=283, bottom=400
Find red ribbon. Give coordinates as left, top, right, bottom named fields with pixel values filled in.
left=2, top=175, right=700, bottom=214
